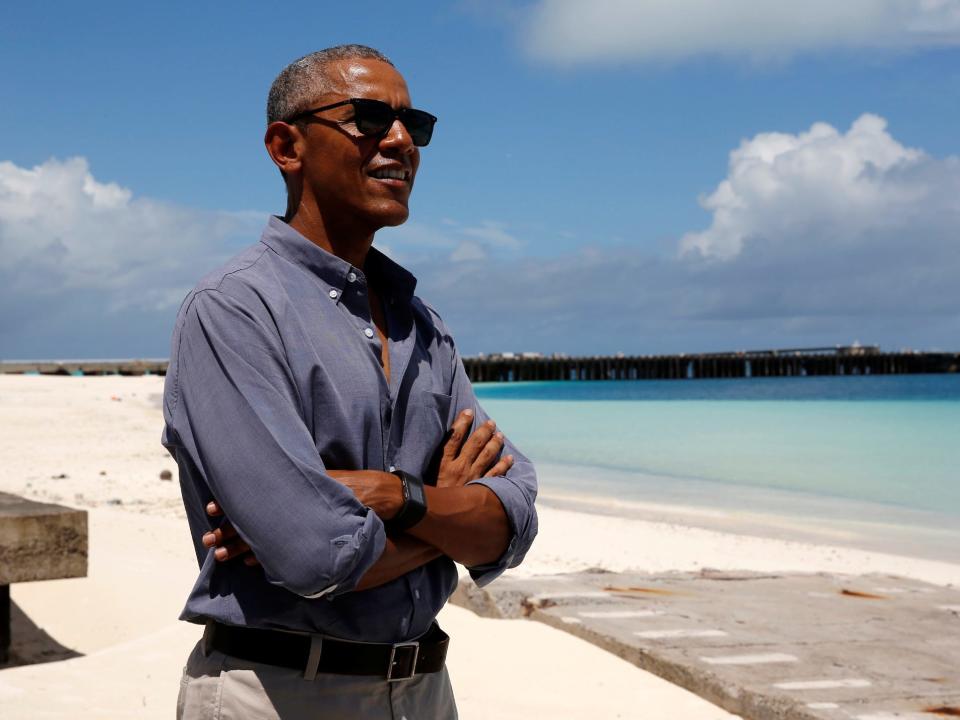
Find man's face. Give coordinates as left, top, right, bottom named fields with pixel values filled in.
left=298, top=58, right=420, bottom=236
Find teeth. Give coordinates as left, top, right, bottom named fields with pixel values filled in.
left=370, top=168, right=406, bottom=180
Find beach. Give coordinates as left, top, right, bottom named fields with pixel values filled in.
left=1, top=374, right=958, bottom=719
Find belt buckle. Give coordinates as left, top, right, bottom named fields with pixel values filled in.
left=386, top=641, right=420, bottom=682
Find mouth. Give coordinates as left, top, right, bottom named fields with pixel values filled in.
left=367, top=166, right=412, bottom=185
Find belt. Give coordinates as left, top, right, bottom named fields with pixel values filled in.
left=205, top=621, right=449, bottom=682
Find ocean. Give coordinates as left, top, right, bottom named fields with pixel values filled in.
left=474, top=374, right=960, bottom=562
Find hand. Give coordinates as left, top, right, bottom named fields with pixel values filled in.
left=437, top=409, right=513, bottom=488
left=203, top=501, right=260, bottom=566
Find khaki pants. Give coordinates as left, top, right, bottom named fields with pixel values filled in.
left=177, top=639, right=458, bottom=720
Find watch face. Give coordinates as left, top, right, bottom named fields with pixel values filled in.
left=408, top=478, right=426, bottom=507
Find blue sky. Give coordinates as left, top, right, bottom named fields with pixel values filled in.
left=2, top=1, right=959, bottom=358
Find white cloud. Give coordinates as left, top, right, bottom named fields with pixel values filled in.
left=460, top=221, right=523, bottom=249
left=0, top=157, right=261, bottom=312
left=450, top=241, right=487, bottom=263
left=378, top=217, right=524, bottom=264
left=680, top=113, right=956, bottom=259
left=526, top=0, right=960, bottom=64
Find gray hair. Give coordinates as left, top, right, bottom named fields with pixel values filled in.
left=266, top=45, right=394, bottom=126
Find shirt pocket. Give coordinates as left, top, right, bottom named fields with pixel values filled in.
left=421, top=390, right=453, bottom=431
left=394, top=390, right=453, bottom=482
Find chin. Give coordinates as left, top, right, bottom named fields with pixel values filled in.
left=373, top=204, right=410, bottom=228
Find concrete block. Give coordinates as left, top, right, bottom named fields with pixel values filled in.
left=0, top=492, right=87, bottom=584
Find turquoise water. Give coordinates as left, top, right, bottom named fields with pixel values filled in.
left=474, top=376, right=960, bottom=521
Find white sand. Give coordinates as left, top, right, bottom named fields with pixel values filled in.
left=519, top=502, right=960, bottom=587
left=1, top=375, right=957, bottom=718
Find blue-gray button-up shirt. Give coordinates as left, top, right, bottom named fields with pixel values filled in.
left=162, top=217, right=538, bottom=643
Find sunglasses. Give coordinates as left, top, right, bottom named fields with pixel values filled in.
left=286, top=98, right=437, bottom=147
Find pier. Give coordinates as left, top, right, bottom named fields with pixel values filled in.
left=461, top=347, right=960, bottom=382
left=0, top=347, right=957, bottom=380
left=0, top=359, right=168, bottom=376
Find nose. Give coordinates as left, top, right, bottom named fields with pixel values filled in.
left=379, top=118, right=415, bottom=155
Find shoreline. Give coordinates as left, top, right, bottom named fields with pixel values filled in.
left=536, top=487, right=960, bottom=568
left=524, top=501, right=960, bottom=588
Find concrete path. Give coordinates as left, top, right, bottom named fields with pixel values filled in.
left=451, top=570, right=960, bottom=720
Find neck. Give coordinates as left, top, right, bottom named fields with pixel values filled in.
left=286, top=204, right=374, bottom=270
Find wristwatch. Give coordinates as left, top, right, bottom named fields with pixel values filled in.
left=385, top=469, right=428, bottom=533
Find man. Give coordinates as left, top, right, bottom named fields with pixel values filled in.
left=161, top=44, right=537, bottom=719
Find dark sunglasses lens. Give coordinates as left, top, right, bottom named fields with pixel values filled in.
left=353, top=101, right=394, bottom=136
left=352, top=101, right=436, bottom=146
left=401, top=109, right=436, bottom=147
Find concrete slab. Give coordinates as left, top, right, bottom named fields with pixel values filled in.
left=0, top=492, right=87, bottom=584
left=452, top=570, right=960, bottom=720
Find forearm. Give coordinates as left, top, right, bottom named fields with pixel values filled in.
left=354, top=533, right=442, bottom=592
left=406, top=484, right=510, bottom=568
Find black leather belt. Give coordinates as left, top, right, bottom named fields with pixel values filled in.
left=205, top=621, right=449, bottom=682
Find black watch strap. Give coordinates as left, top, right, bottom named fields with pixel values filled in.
left=385, top=470, right=427, bottom=533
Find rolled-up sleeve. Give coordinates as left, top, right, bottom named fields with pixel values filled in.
left=448, top=350, right=538, bottom=586
left=165, top=287, right=385, bottom=598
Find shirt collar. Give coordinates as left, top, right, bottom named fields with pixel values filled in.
left=259, top=216, right=417, bottom=302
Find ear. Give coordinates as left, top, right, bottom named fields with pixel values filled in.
left=264, top=121, right=304, bottom=177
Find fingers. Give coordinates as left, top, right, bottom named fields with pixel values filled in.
left=483, top=454, right=514, bottom=478
left=201, top=523, right=238, bottom=549
left=202, top=524, right=252, bottom=562
left=203, top=500, right=259, bottom=566
left=436, top=411, right=513, bottom=487
left=460, top=418, right=496, bottom=462
left=213, top=537, right=252, bottom=562
left=442, top=409, right=474, bottom=459
left=470, top=431, right=505, bottom=477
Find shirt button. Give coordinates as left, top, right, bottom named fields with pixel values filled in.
left=363, top=327, right=374, bottom=338
left=328, top=289, right=339, bottom=299
left=414, top=589, right=421, bottom=600
left=347, top=272, right=357, bottom=283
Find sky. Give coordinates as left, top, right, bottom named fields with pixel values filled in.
left=2, top=0, right=959, bottom=359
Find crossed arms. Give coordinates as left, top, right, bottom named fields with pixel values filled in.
left=203, top=409, right=515, bottom=591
